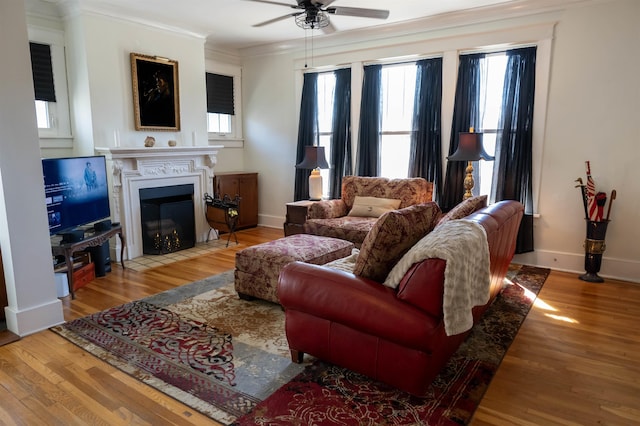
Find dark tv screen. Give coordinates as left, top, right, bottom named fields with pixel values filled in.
left=42, top=155, right=111, bottom=235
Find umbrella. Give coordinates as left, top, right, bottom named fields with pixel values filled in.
left=585, top=161, right=598, bottom=221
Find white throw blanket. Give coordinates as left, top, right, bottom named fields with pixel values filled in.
left=383, top=219, right=490, bottom=336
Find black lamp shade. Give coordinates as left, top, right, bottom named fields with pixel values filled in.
left=448, top=132, right=494, bottom=162
left=296, top=146, right=329, bottom=169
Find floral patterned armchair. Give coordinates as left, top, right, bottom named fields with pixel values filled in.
left=302, top=176, right=434, bottom=248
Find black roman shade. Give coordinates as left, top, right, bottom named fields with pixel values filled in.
left=206, top=72, right=234, bottom=115
left=29, top=42, right=56, bottom=102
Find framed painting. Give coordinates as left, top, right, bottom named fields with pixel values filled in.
left=130, top=53, right=180, bottom=131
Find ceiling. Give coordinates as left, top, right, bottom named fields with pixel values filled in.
left=31, top=0, right=586, bottom=52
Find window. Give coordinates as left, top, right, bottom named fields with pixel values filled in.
left=476, top=53, right=508, bottom=196
left=28, top=27, right=72, bottom=142
left=30, top=42, right=56, bottom=130
left=317, top=72, right=336, bottom=197
left=207, top=113, right=231, bottom=133
left=380, top=63, right=417, bottom=178
left=315, top=63, right=420, bottom=183
left=206, top=72, right=234, bottom=134
left=35, top=100, right=51, bottom=128
left=205, top=68, right=242, bottom=141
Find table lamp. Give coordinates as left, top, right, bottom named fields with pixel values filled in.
left=447, top=128, right=494, bottom=200
left=296, top=146, right=329, bottom=200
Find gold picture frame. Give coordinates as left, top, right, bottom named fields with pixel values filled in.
left=130, top=53, right=180, bottom=131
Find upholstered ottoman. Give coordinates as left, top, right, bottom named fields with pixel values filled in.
left=234, top=234, right=355, bottom=304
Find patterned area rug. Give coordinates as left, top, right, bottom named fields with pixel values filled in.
left=51, top=265, right=549, bottom=425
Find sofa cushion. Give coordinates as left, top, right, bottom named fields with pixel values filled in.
left=348, top=196, right=401, bottom=218
left=353, top=202, right=441, bottom=282
left=436, top=195, right=487, bottom=228
left=341, top=176, right=433, bottom=210
left=303, top=216, right=377, bottom=248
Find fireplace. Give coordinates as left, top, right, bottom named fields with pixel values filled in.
left=140, top=184, right=195, bottom=255
left=96, top=146, right=222, bottom=260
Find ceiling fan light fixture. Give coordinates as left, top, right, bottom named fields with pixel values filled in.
left=295, top=10, right=330, bottom=29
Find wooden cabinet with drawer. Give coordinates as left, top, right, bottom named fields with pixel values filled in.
left=212, top=172, right=258, bottom=232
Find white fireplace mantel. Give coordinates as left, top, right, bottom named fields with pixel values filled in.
left=95, top=145, right=222, bottom=260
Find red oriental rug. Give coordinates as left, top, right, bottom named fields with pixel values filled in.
left=51, top=265, right=549, bottom=425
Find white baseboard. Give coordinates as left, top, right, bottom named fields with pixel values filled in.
left=513, top=250, right=640, bottom=284
left=258, top=214, right=285, bottom=231
left=4, top=299, right=65, bottom=337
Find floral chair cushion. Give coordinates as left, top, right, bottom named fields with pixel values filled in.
left=341, top=176, right=433, bottom=211
left=304, top=217, right=376, bottom=248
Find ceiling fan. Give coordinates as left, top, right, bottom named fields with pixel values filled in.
left=247, top=0, right=390, bottom=33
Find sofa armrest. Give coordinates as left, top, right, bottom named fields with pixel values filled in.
left=278, top=262, right=440, bottom=348
left=307, top=199, right=348, bottom=219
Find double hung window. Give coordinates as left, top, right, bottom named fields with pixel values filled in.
left=29, top=27, right=72, bottom=141
left=476, top=52, right=508, bottom=195
left=379, top=64, right=417, bottom=179
left=316, top=72, right=336, bottom=197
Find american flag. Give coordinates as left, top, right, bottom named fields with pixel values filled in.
left=585, top=161, right=598, bottom=221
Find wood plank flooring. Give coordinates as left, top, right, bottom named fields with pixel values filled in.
left=0, top=226, right=638, bottom=425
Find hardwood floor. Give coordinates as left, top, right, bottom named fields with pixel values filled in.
left=474, top=270, right=640, bottom=425
left=0, top=226, right=638, bottom=425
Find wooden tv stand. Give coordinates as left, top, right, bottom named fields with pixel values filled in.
left=51, top=225, right=125, bottom=299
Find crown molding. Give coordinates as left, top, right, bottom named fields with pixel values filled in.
left=233, top=0, right=595, bottom=58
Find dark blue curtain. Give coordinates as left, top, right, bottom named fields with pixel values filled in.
left=329, top=68, right=352, bottom=199
left=492, top=46, right=537, bottom=253
left=409, top=57, right=443, bottom=203
left=440, top=53, right=485, bottom=212
left=294, top=72, right=319, bottom=201
left=356, top=64, right=382, bottom=177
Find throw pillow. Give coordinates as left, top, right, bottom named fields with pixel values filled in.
left=353, top=202, right=441, bottom=282
left=435, top=195, right=487, bottom=228
left=348, top=196, right=402, bottom=218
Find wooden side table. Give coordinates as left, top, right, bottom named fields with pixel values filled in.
left=51, top=225, right=126, bottom=299
left=284, top=200, right=318, bottom=237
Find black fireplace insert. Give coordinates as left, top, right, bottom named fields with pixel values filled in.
left=140, top=184, right=195, bottom=255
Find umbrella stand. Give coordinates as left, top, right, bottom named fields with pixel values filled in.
left=579, top=219, right=610, bottom=283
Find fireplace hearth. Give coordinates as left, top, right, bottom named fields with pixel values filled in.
left=140, top=184, right=195, bottom=255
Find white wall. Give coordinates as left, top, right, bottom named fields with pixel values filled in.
left=242, top=52, right=299, bottom=227
left=240, top=0, right=640, bottom=282
left=64, top=13, right=209, bottom=152
left=514, top=0, right=639, bottom=281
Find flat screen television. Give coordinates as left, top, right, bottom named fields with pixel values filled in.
left=42, top=155, right=111, bottom=235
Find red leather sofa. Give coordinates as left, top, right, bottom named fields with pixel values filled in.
left=277, top=200, right=524, bottom=396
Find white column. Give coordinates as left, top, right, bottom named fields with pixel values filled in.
left=0, top=1, right=64, bottom=336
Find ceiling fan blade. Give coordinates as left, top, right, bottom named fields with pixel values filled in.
left=327, top=6, right=389, bottom=20
left=244, top=0, right=298, bottom=8
left=321, top=20, right=337, bottom=34
left=253, top=12, right=301, bottom=27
